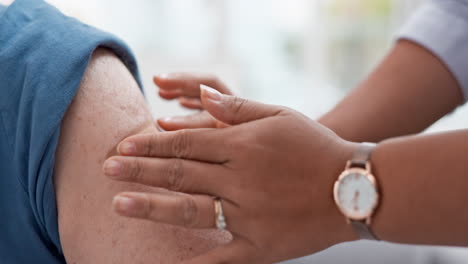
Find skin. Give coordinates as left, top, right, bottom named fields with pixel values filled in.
left=155, top=73, right=233, bottom=130
left=319, top=40, right=463, bottom=142
left=54, top=49, right=228, bottom=264
left=157, top=40, right=462, bottom=139
left=102, top=39, right=468, bottom=263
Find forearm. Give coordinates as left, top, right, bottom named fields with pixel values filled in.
left=319, top=40, right=463, bottom=142
left=370, top=129, right=468, bottom=246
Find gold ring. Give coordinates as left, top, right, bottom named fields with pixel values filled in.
left=214, top=198, right=227, bottom=230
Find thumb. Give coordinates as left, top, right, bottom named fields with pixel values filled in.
left=200, top=84, right=283, bottom=125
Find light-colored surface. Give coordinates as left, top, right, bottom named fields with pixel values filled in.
left=9, top=0, right=468, bottom=262
left=42, top=0, right=468, bottom=133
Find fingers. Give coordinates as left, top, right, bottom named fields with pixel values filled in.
left=158, top=112, right=218, bottom=131
left=155, top=73, right=235, bottom=129
left=154, top=73, right=232, bottom=100
left=158, top=89, right=183, bottom=100
left=183, top=239, right=256, bottom=264
left=113, top=192, right=219, bottom=229
left=103, top=156, right=227, bottom=195
left=178, top=97, right=203, bottom=109
left=200, top=85, right=286, bottom=125
left=117, top=129, right=229, bottom=163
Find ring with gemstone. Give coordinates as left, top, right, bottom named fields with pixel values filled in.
left=214, top=197, right=227, bottom=230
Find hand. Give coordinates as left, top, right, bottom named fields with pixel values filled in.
left=155, top=73, right=233, bottom=130
left=104, top=86, right=358, bottom=263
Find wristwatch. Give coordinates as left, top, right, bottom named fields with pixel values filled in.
left=333, top=142, right=380, bottom=240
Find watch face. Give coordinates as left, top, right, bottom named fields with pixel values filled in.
left=334, top=170, right=378, bottom=220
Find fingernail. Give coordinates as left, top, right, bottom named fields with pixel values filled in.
left=159, top=117, right=174, bottom=123
left=156, top=73, right=169, bottom=79
left=103, top=159, right=122, bottom=177
left=113, top=196, right=139, bottom=216
left=200, top=84, right=222, bottom=102
left=118, top=142, right=136, bottom=155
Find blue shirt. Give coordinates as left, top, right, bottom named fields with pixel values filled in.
left=0, top=0, right=141, bottom=262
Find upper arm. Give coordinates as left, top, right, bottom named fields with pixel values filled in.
left=54, top=49, right=226, bottom=263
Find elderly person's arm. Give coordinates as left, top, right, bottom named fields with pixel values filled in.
left=54, top=49, right=228, bottom=263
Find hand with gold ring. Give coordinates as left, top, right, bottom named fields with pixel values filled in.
left=103, top=84, right=359, bottom=264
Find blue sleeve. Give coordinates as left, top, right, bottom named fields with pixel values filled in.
left=397, top=0, right=468, bottom=101
left=0, top=0, right=142, bottom=262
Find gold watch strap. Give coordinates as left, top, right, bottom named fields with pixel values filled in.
left=350, top=142, right=379, bottom=241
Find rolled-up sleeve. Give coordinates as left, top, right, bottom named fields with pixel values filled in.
left=398, top=0, right=468, bottom=101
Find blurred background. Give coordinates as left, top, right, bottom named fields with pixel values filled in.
left=3, top=0, right=468, bottom=262
left=38, top=0, right=468, bottom=133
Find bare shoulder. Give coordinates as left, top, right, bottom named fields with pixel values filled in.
left=54, top=48, right=225, bottom=264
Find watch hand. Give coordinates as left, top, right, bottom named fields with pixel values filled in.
left=353, top=190, right=360, bottom=211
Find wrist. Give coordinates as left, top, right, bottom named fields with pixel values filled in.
left=331, top=140, right=361, bottom=243
left=332, top=140, right=384, bottom=243
left=318, top=138, right=360, bottom=245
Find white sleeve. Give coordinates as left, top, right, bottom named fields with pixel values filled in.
left=397, top=0, right=468, bottom=101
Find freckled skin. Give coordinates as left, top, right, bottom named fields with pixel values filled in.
left=54, top=49, right=229, bottom=264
